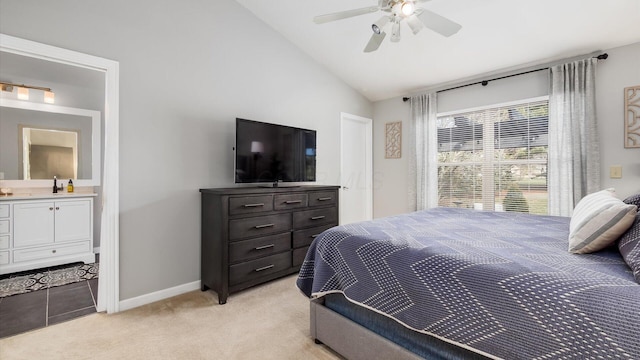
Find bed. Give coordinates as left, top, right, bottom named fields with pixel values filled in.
left=296, top=207, right=640, bottom=359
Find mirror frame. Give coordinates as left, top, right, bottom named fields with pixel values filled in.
left=0, top=98, right=101, bottom=186
left=1, top=33, right=120, bottom=313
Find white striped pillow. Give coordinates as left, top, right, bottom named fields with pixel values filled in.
left=569, top=189, right=638, bottom=254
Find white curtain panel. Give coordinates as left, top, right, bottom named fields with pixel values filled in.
left=548, top=58, right=600, bottom=216
left=409, top=93, right=438, bottom=211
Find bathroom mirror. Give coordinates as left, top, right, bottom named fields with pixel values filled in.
left=0, top=98, right=101, bottom=186
left=20, top=126, right=79, bottom=180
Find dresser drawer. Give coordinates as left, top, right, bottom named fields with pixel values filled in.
left=0, top=219, right=9, bottom=234
left=229, top=252, right=292, bottom=286
left=0, top=204, right=9, bottom=218
left=13, top=241, right=90, bottom=263
left=229, top=233, right=291, bottom=264
left=229, top=213, right=292, bottom=240
left=308, top=191, right=337, bottom=207
left=229, top=195, right=274, bottom=215
left=293, top=224, right=335, bottom=248
left=0, top=235, right=9, bottom=249
left=293, top=207, right=338, bottom=229
left=274, top=193, right=308, bottom=211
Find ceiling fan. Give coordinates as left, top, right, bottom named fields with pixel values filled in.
left=313, top=0, right=462, bottom=52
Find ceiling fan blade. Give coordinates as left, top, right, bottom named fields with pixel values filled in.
left=406, top=14, right=424, bottom=35
left=378, top=0, right=394, bottom=11
left=416, top=8, right=462, bottom=37
left=314, top=6, right=380, bottom=24
left=364, top=32, right=386, bottom=52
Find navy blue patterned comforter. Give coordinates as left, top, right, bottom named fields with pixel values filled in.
left=296, top=207, right=640, bottom=359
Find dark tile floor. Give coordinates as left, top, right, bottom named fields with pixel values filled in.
left=0, top=271, right=98, bottom=339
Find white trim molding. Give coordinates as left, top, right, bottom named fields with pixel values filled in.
left=119, top=281, right=201, bottom=312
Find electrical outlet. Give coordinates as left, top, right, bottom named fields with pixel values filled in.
left=610, top=166, right=622, bottom=179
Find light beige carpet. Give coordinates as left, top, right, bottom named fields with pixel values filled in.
left=0, top=274, right=343, bottom=360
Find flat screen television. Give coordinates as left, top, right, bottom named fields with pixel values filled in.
left=234, top=118, right=316, bottom=184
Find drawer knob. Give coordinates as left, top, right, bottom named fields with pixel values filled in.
left=311, top=216, right=326, bottom=220
left=52, top=249, right=57, bottom=253
left=254, top=223, right=275, bottom=229
left=49, top=207, right=54, bottom=211
left=255, top=244, right=275, bottom=250
left=243, top=203, right=265, bottom=208
left=254, top=264, right=274, bottom=272
left=317, top=197, right=332, bottom=201
left=285, top=200, right=302, bottom=204
left=55, top=207, right=60, bottom=210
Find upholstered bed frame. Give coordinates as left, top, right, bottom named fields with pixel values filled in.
left=310, top=297, right=424, bottom=360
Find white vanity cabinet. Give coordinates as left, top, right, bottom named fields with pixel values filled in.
left=0, top=194, right=95, bottom=275
left=0, top=203, right=10, bottom=266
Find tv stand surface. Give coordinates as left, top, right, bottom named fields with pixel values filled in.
left=260, top=183, right=300, bottom=188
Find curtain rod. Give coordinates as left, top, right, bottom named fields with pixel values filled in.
left=402, top=53, right=609, bottom=102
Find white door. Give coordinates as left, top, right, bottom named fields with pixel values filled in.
left=340, top=113, right=373, bottom=225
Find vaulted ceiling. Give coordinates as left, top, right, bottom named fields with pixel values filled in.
left=235, top=0, right=640, bottom=101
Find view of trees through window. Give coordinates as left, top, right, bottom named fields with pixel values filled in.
left=436, top=99, right=549, bottom=215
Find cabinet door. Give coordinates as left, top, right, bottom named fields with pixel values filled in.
left=55, top=200, right=92, bottom=243
left=14, top=202, right=55, bottom=247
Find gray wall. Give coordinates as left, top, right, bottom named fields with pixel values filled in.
left=373, top=42, right=640, bottom=218
left=596, top=43, right=640, bottom=197
left=0, top=0, right=372, bottom=300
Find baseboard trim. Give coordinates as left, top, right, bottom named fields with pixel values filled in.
left=118, top=280, right=200, bottom=312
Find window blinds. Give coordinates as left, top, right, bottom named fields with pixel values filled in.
left=436, top=98, right=549, bottom=214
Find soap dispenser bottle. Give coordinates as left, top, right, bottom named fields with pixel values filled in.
left=53, top=176, right=58, bottom=194
left=67, top=179, right=74, bottom=193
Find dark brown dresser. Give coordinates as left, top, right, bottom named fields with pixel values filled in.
left=200, top=185, right=339, bottom=304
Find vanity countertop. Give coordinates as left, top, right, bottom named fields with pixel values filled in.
left=0, top=192, right=98, bottom=201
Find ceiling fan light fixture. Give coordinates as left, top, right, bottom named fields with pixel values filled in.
left=313, top=0, right=463, bottom=52
left=401, top=1, right=415, bottom=16
left=391, top=20, right=401, bottom=42
left=372, top=16, right=389, bottom=34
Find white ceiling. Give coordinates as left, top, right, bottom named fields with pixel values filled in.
left=234, top=0, right=640, bottom=102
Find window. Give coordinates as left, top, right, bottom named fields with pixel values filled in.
left=436, top=97, right=549, bottom=215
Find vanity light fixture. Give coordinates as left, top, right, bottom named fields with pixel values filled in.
left=0, top=81, right=54, bottom=104
left=17, top=86, right=29, bottom=100
left=44, top=90, right=55, bottom=104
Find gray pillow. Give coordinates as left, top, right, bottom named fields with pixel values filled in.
left=619, top=213, right=640, bottom=283
left=569, top=189, right=637, bottom=254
